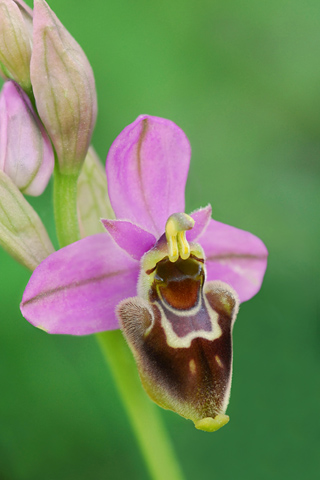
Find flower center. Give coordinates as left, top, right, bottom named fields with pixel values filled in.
left=165, top=213, right=195, bottom=262
left=138, top=212, right=205, bottom=302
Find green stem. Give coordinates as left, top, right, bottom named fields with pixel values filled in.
left=53, top=166, right=80, bottom=246
left=97, top=331, right=184, bottom=480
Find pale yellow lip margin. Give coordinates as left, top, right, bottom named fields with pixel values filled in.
left=194, top=414, right=230, bottom=432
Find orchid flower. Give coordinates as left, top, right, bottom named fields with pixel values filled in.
left=21, top=115, right=267, bottom=431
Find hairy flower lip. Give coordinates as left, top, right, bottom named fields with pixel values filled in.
left=118, top=266, right=239, bottom=425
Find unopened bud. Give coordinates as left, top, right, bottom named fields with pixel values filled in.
left=0, top=0, right=32, bottom=91
left=31, top=0, right=97, bottom=175
left=0, top=170, right=54, bottom=270
left=0, top=81, right=54, bottom=196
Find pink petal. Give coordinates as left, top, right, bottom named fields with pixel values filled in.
left=199, top=219, right=268, bottom=302
left=106, top=115, right=191, bottom=237
left=101, top=219, right=156, bottom=260
left=187, top=204, right=212, bottom=242
left=20, top=233, right=139, bottom=335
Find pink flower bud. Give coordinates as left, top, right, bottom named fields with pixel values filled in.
left=0, top=81, right=54, bottom=196
left=31, top=0, right=97, bottom=175
left=0, top=0, right=32, bottom=91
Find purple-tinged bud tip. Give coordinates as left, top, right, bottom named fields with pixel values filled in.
left=13, top=0, right=33, bottom=17
left=13, top=0, right=33, bottom=40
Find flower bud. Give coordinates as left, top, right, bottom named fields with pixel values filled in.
left=0, top=170, right=54, bottom=270
left=30, top=0, right=97, bottom=175
left=0, top=81, right=54, bottom=196
left=77, top=146, right=114, bottom=237
left=0, top=0, right=32, bottom=91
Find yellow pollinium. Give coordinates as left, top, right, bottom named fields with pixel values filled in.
left=165, top=213, right=195, bottom=262
left=194, top=415, right=230, bottom=432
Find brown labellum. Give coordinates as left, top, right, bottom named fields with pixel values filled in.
left=117, top=252, right=239, bottom=432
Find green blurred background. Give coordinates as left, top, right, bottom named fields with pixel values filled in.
left=1, top=0, right=319, bottom=478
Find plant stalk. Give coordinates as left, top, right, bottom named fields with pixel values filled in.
left=97, top=331, right=184, bottom=480
left=53, top=166, right=80, bottom=247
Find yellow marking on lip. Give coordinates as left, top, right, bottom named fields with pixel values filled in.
left=189, top=359, right=196, bottom=374
left=215, top=355, right=223, bottom=368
